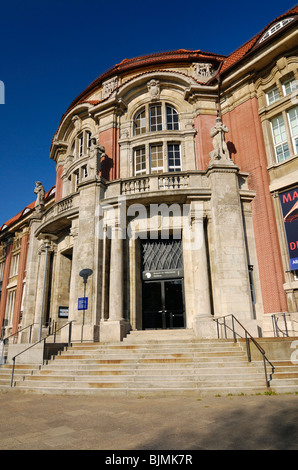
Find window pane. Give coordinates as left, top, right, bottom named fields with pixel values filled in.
left=166, top=106, right=179, bottom=130
left=271, top=114, right=290, bottom=162
left=266, top=87, right=280, bottom=105
left=168, top=144, right=181, bottom=171
left=288, top=107, right=298, bottom=137
left=271, top=115, right=287, bottom=144
left=276, top=143, right=290, bottom=162
left=150, top=105, right=162, bottom=132
left=283, top=78, right=297, bottom=96
left=135, top=147, right=146, bottom=175
left=134, top=109, right=146, bottom=135
left=150, top=144, right=163, bottom=173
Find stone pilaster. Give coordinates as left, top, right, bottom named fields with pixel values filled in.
left=207, top=160, right=255, bottom=331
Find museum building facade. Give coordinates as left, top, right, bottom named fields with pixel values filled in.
left=0, top=6, right=298, bottom=344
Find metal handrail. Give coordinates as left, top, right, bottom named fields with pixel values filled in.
left=214, top=314, right=275, bottom=388
left=272, top=313, right=298, bottom=337
left=1, top=323, right=37, bottom=345
left=10, top=320, right=74, bottom=387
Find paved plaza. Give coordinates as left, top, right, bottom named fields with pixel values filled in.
left=0, top=390, right=297, bottom=451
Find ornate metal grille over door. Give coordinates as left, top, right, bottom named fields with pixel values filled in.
left=141, top=238, right=183, bottom=278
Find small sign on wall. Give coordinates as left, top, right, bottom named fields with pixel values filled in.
left=58, top=306, right=69, bottom=318
left=78, top=297, right=88, bottom=310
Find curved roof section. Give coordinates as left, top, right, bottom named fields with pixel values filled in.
left=221, top=5, right=298, bottom=73
left=50, top=5, right=297, bottom=153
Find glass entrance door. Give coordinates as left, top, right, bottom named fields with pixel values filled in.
left=142, top=279, right=185, bottom=329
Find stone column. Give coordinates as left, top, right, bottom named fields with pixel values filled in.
left=100, top=217, right=130, bottom=342
left=207, top=160, right=256, bottom=332
left=183, top=201, right=215, bottom=337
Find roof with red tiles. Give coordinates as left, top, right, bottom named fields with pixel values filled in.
left=221, top=5, right=298, bottom=73
left=50, top=6, right=297, bottom=155
left=0, top=186, right=56, bottom=233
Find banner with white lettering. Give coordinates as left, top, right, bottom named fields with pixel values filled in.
left=279, top=187, right=298, bottom=271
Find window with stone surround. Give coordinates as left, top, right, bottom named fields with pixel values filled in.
left=270, top=106, right=298, bottom=163
left=71, top=130, right=92, bottom=159
left=5, top=289, right=16, bottom=326
left=132, top=103, right=182, bottom=176
left=134, top=142, right=181, bottom=175
left=133, top=103, right=179, bottom=136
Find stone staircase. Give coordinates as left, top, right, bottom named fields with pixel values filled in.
left=2, top=329, right=296, bottom=396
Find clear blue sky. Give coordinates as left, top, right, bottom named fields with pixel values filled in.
left=0, top=0, right=295, bottom=224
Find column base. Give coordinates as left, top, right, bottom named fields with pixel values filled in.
left=193, top=316, right=218, bottom=339
left=100, top=320, right=131, bottom=343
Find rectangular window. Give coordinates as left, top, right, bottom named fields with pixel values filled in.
left=0, top=261, right=5, bottom=282
left=266, top=87, right=280, bottom=105
left=6, top=289, right=16, bottom=325
left=283, top=78, right=298, bottom=96
left=287, top=106, right=298, bottom=154
left=134, top=147, right=146, bottom=175
left=150, top=144, right=164, bottom=173
left=271, top=115, right=290, bottom=162
left=87, top=131, right=92, bottom=149
left=10, top=253, right=20, bottom=278
left=79, top=135, right=83, bottom=157
left=82, top=165, right=88, bottom=178
left=150, top=105, right=162, bottom=132
left=167, top=144, right=181, bottom=171
left=74, top=171, right=79, bottom=192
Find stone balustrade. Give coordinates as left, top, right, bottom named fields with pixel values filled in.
left=106, top=171, right=210, bottom=199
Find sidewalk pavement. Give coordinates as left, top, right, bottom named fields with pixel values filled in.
left=0, top=389, right=297, bottom=450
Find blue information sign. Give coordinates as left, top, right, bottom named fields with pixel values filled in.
left=78, top=297, right=88, bottom=310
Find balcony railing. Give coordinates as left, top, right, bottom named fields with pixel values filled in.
left=106, top=171, right=210, bottom=198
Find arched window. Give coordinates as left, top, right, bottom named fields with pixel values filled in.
left=132, top=103, right=181, bottom=176
left=72, top=130, right=92, bottom=159
left=166, top=106, right=179, bottom=130
left=133, top=104, right=179, bottom=135
left=134, top=108, right=146, bottom=135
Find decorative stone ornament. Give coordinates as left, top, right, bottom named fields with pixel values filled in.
left=103, top=76, right=118, bottom=99
left=209, top=117, right=231, bottom=162
left=147, top=79, right=160, bottom=100
left=193, top=63, right=213, bottom=80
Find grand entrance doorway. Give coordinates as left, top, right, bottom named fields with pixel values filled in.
left=142, top=279, right=185, bottom=329
left=141, top=237, right=185, bottom=329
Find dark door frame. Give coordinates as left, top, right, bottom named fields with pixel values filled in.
left=142, top=278, right=185, bottom=330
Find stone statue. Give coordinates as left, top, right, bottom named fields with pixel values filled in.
left=34, top=181, right=45, bottom=214
left=87, top=138, right=106, bottom=178
left=209, top=117, right=230, bottom=161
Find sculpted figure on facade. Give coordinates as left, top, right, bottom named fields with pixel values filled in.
left=87, top=137, right=106, bottom=178
left=209, top=117, right=231, bottom=161
left=147, top=79, right=160, bottom=100
left=34, top=181, right=45, bottom=214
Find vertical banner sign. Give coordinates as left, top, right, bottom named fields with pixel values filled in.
left=279, top=187, right=298, bottom=271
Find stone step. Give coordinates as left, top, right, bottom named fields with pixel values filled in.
left=37, top=365, right=259, bottom=376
